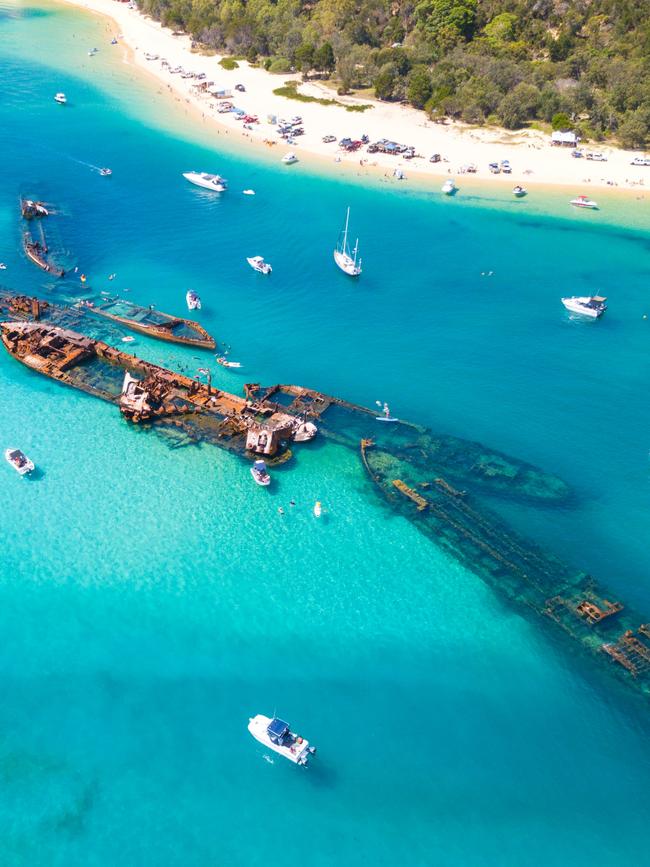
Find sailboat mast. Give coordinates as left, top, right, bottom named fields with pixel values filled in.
left=343, top=207, right=350, bottom=255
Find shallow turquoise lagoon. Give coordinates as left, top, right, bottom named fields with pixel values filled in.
left=1, top=2, right=650, bottom=864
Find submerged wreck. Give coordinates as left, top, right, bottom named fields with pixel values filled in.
left=21, top=204, right=65, bottom=278
left=2, top=292, right=650, bottom=704
left=82, top=297, right=216, bottom=349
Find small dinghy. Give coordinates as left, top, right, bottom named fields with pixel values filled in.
left=4, top=448, right=35, bottom=476
left=513, top=185, right=527, bottom=197
left=251, top=459, right=271, bottom=486
left=54, top=92, right=67, bottom=104
left=441, top=179, right=457, bottom=195
left=242, top=189, right=256, bottom=196
left=216, top=356, right=242, bottom=368
left=313, top=501, right=322, bottom=517
left=99, top=168, right=112, bottom=176
left=282, top=153, right=298, bottom=165
left=121, top=336, right=135, bottom=343
left=186, top=290, right=201, bottom=310
left=247, top=256, right=272, bottom=275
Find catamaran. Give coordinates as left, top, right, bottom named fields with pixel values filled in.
left=182, top=171, right=227, bottom=192
left=333, top=207, right=362, bottom=277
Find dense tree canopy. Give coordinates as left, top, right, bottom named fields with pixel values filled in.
left=139, top=0, right=650, bottom=146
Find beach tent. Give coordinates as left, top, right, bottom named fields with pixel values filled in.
left=551, top=130, right=579, bottom=146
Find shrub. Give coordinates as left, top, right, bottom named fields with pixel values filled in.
left=218, top=57, right=239, bottom=70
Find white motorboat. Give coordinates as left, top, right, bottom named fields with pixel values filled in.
left=333, top=207, right=361, bottom=277
left=248, top=715, right=316, bottom=765
left=313, top=501, right=322, bottom=518
left=54, top=92, right=67, bottom=104
left=216, top=356, right=242, bottom=368
left=247, top=256, right=272, bottom=275
left=4, top=448, right=35, bottom=476
left=99, top=168, right=112, bottom=176
left=182, top=171, right=227, bottom=192
left=441, top=179, right=457, bottom=195
left=281, top=153, right=298, bottom=164
left=242, top=189, right=256, bottom=196
left=570, top=195, right=598, bottom=209
left=513, top=185, right=527, bottom=197
left=88, top=48, right=98, bottom=56
left=186, top=290, right=201, bottom=310
left=250, top=460, right=271, bottom=486
left=293, top=420, right=317, bottom=442
left=561, top=295, right=607, bottom=318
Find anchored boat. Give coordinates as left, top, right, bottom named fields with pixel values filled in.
left=4, top=448, right=34, bottom=475
left=83, top=297, right=216, bottom=348
left=248, top=715, right=316, bottom=766
left=561, top=295, right=607, bottom=318
left=333, top=207, right=362, bottom=277
left=186, top=290, right=201, bottom=311
left=182, top=171, right=227, bottom=192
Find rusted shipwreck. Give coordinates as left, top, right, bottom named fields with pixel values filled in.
left=81, top=298, right=216, bottom=349
left=82, top=297, right=216, bottom=349
left=2, top=293, right=650, bottom=703
left=0, top=321, right=309, bottom=460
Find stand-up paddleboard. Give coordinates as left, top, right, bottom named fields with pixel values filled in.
left=375, top=401, right=398, bottom=422
left=313, top=501, right=322, bottom=517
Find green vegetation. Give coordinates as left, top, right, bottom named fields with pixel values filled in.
left=140, top=0, right=650, bottom=146
left=271, top=81, right=372, bottom=111
left=218, top=57, right=239, bottom=69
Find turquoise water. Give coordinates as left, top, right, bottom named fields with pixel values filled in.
left=2, top=2, right=650, bottom=864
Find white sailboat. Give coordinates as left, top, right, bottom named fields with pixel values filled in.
left=333, top=207, right=361, bottom=277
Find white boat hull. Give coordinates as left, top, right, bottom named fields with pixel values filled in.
left=561, top=297, right=606, bottom=318
left=4, top=448, right=35, bottom=475
left=186, top=291, right=201, bottom=310
left=333, top=250, right=361, bottom=276
left=250, top=467, right=270, bottom=486
left=247, top=257, right=272, bottom=274
left=183, top=172, right=227, bottom=192
left=248, top=715, right=313, bottom=765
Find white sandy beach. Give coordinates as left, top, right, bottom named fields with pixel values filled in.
left=62, top=0, right=650, bottom=194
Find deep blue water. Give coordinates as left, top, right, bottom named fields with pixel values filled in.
left=1, top=2, right=650, bottom=864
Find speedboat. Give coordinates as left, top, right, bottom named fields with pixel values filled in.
left=441, top=179, right=457, bottom=195
left=333, top=207, right=361, bottom=276
left=281, top=153, right=298, bottom=164
left=242, top=189, right=256, bottom=195
left=182, top=171, right=228, bottom=192
left=570, top=195, right=598, bottom=209
left=561, top=295, right=607, bottom=318
left=186, top=290, right=201, bottom=310
left=216, top=356, right=242, bottom=368
left=313, top=501, right=322, bottom=517
left=4, top=448, right=35, bottom=476
left=250, top=460, right=270, bottom=486
left=248, top=715, right=316, bottom=765
left=99, top=168, right=112, bottom=176
left=54, top=92, right=67, bottom=104
left=88, top=47, right=98, bottom=56
left=247, top=256, right=272, bottom=274
left=513, top=185, right=527, bottom=197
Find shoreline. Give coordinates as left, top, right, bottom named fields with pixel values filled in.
left=57, top=0, right=650, bottom=199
